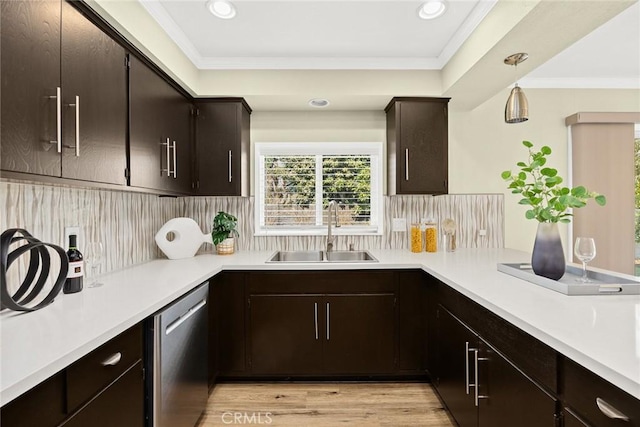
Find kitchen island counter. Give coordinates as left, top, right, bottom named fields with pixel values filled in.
left=1, top=248, right=638, bottom=405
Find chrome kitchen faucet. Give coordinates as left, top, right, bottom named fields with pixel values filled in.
left=326, top=200, right=340, bottom=252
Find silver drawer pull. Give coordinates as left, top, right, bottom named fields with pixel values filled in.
left=596, top=397, right=629, bottom=421
left=101, top=352, right=122, bottom=366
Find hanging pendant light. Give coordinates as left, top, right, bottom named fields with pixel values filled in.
left=504, top=53, right=529, bottom=124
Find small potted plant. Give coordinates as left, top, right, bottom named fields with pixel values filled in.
left=501, top=141, right=606, bottom=280
left=211, top=211, right=238, bottom=255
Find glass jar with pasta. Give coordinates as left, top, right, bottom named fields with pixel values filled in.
left=410, top=223, right=423, bottom=253
left=425, top=219, right=438, bottom=252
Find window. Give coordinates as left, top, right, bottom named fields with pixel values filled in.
left=255, top=142, right=383, bottom=236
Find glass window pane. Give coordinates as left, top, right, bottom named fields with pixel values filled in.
left=264, top=156, right=316, bottom=226
left=322, top=155, right=371, bottom=226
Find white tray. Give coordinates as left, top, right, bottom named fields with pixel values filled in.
left=497, top=263, right=640, bottom=296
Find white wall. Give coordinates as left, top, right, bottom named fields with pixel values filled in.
left=250, top=88, right=640, bottom=252
left=450, top=87, right=640, bottom=251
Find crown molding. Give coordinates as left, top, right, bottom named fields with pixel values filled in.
left=193, top=56, right=443, bottom=70
left=435, top=0, right=497, bottom=69
left=519, top=77, right=640, bottom=89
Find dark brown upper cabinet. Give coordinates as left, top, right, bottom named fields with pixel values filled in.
left=1, top=0, right=127, bottom=186
left=194, top=99, right=251, bottom=196
left=129, top=55, right=193, bottom=194
left=385, top=97, right=449, bottom=195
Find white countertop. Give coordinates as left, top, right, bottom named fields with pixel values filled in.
left=1, top=248, right=639, bottom=405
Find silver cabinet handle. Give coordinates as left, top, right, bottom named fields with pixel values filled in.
left=405, top=148, right=409, bottom=181
left=49, top=87, right=62, bottom=153
left=228, top=150, right=232, bottom=183
left=161, top=138, right=170, bottom=176
left=314, top=302, right=318, bottom=340
left=66, top=95, right=80, bottom=156
left=326, top=302, right=330, bottom=340
left=171, top=140, right=177, bottom=178
left=465, top=342, right=471, bottom=394
left=596, top=398, right=630, bottom=421
left=101, top=352, right=122, bottom=366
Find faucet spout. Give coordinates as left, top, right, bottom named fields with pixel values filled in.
left=326, top=200, right=338, bottom=252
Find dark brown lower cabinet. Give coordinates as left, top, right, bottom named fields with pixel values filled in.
left=398, top=270, right=428, bottom=373
left=436, top=306, right=557, bottom=427
left=563, top=357, right=640, bottom=426
left=211, top=272, right=247, bottom=383
left=323, top=294, right=396, bottom=374
left=250, top=294, right=324, bottom=375
left=564, top=408, right=589, bottom=427
left=249, top=293, right=396, bottom=376
left=61, top=361, right=144, bottom=427
left=0, top=323, right=143, bottom=427
left=0, top=372, right=66, bottom=427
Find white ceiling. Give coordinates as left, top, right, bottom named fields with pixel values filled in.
left=522, top=0, right=640, bottom=88
left=140, top=0, right=496, bottom=70
left=140, top=0, right=639, bottom=87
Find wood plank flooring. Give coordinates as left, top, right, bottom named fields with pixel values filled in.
left=198, top=382, right=454, bottom=426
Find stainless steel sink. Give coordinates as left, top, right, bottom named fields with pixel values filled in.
left=266, top=250, right=378, bottom=263
left=267, top=250, right=324, bottom=262
left=324, top=250, right=378, bottom=262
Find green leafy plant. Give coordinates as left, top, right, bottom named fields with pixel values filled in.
left=501, top=141, right=606, bottom=223
left=211, top=211, right=239, bottom=245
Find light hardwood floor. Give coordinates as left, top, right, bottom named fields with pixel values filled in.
left=198, top=382, right=455, bottom=426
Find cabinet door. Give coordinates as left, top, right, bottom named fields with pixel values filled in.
left=60, top=1, right=127, bottom=185
left=477, top=339, right=557, bottom=427
left=61, top=362, right=144, bottom=427
left=398, top=271, right=427, bottom=373
left=323, top=294, right=396, bottom=374
left=563, top=409, right=589, bottom=427
left=0, top=372, right=66, bottom=427
left=1, top=0, right=62, bottom=177
left=249, top=294, right=324, bottom=375
left=195, top=101, right=249, bottom=196
left=436, top=306, right=478, bottom=427
left=164, top=91, right=193, bottom=194
left=397, top=100, right=448, bottom=194
left=213, top=272, right=247, bottom=379
left=129, top=56, right=173, bottom=191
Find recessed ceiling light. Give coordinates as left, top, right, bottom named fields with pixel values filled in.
left=206, top=0, right=236, bottom=19
left=418, top=0, right=447, bottom=20
left=309, top=98, right=330, bottom=108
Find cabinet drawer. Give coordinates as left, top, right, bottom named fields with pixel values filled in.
left=564, top=358, right=640, bottom=426
left=248, top=270, right=396, bottom=294
left=66, top=323, right=143, bottom=411
left=62, top=361, right=144, bottom=427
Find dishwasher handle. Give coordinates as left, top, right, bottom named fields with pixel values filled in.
left=165, top=299, right=207, bottom=335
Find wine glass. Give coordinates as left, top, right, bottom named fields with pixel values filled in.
left=86, top=242, right=104, bottom=288
left=574, top=237, right=596, bottom=283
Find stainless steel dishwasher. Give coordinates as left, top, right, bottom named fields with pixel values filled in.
left=147, top=282, right=209, bottom=427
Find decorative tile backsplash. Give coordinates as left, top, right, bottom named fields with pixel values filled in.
left=186, top=193, right=504, bottom=252
left=1, top=181, right=503, bottom=285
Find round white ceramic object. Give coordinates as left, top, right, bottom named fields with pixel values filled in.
left=155, top=217, right=212, bottom=260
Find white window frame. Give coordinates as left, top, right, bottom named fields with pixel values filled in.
left=254, top=142, right=383, bottom=236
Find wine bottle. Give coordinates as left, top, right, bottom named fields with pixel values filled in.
left=64, top=234, right=83, bottom=294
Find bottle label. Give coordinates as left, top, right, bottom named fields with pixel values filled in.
left=67, top=261, right=84, bottom=278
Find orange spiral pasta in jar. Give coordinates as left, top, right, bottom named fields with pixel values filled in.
left=425, top=221, right=438, bottom=252
left=410, top=223, right=422, bottom=253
